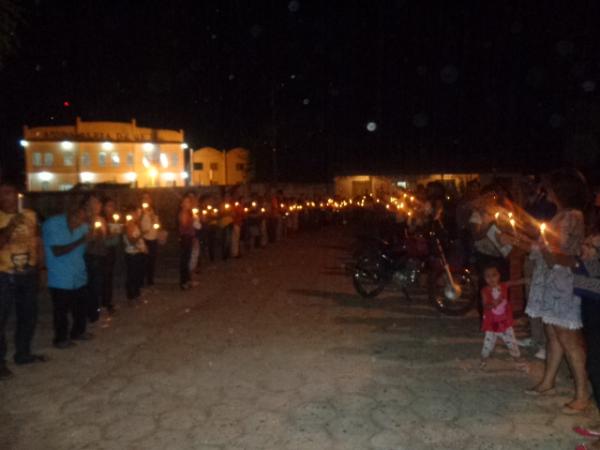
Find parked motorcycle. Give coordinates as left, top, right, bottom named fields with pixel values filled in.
left=351, top=230, right=477, bottom=316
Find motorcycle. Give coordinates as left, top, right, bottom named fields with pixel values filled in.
left=351, top=230, right=477, bottom=316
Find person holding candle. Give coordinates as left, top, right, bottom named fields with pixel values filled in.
left=42, top=198, right=93, bottom=348
left=139, top=192, right=159, bottom=288
left=83, top=194, right=107, bottom=323
left=101, top=198, right=121, bottom=315
left=0, top=180, right=46, bottom=378
left=524, top=169, right=590, bottom=414
left=123, top=205, right=147, bottom=305
left=178, top=195, right=195, bottom=290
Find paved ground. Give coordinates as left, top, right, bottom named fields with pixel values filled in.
left=1, top=226, right=597, bottom=450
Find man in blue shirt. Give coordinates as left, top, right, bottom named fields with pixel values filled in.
left=42, top=202, right=92, bottom=348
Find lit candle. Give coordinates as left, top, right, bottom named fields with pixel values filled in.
left=153, top=223, right=160, bottom=230
left=234, top=202, right=240, bottom=207
left=142, top=202, right=149, bottom=209
left=192, top=208, right=199, bottom=216
left=260, top=207, right=266, bottom=213
left=509, top=218, right=516, bottom=232
left=94, top=220, right=102, bottom=229
left=17, top=193, right=23, bottom=213
left=539, top=222, right=548, bottom=245
left=126, top=214, right=133, bottom=222
left=112, top=213, right=120, bottom=222
left=244, top=207, right=249, bottom=213
left=224, top=203, right=231, bottom=210
left=207, top=205, right=213, bottom=210
left=202, top=210, right=208, bottom=216
left=494, top=211, right=500, bottom=220
left=251, top=201, right=257, bottom=208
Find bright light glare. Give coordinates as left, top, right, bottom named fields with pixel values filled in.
left=80, top=172, right=94, bottom=183
left=102, top=142, right=114, bottom=151
left=38, top=171, right=53, bottom=181
left=160, top=153, right=169, bottom=168
left=142, top=142, right=154, bottom=151
left=61, top=141, right=74, bottom=150
left=19, top=140, right=28, bottom=147
left=125, top=172, right=137, bottom=182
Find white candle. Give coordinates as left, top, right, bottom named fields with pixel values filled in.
left=17, top=193, right=23, bottom=213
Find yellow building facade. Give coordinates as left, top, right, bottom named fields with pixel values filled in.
left=191, top=147, right=249, bottom=186
left=22, top=117, right=188, bottom=191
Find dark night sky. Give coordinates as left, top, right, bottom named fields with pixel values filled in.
left=1, top=0, right=599, bottom=183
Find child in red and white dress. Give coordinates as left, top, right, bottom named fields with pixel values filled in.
left=480, top=264, right=527, bottom=368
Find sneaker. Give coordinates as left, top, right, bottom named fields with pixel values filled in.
left=0, top=364, right=14, bottom=379
left=534, top=348, right=547, bottom=360
left=517, top=338, right=534, bottom=348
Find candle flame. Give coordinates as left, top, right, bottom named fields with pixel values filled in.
left=112, top=213, right=120, bottom=222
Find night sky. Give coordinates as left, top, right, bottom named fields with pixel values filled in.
left=1, top=0, right=599, bottom=183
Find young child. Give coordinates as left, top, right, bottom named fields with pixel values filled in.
left=480, top=264, right=527, bottom=368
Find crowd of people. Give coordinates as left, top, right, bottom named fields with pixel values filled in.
left=356, top=170, right=600, bottom=448
left=1, top=172, right=600, bottom=448
left=0, top=181, right=341, bottom=380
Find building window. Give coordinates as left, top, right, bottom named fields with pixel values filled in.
left=81, top=152, right=91, bottom=167
left=98, top=152, right=106, bottom=167
left=171, top=152, right=179, bottom=167
left=63, top=152, right=74, bottom=166
left=44, top=152, right=54, bottom=167
left=59, top=184, right=73, bottom=191
left=236, top=163, right=245, bottom=171
left=210, top=163, right=218, bottom=171
left=111, top=153, right=120, bottom=167
left=32, top=152, right=42, bottom=167
left=126, top=153, right=134, bottom=167
left=193, top=162, right=203, bottom=171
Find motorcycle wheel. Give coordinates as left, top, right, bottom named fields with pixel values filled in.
left=428, top=267, right=477, bottom=316
left=352, top=255, right=387, bottom=298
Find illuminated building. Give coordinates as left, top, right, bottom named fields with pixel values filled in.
left=191, top=147, right=250, bottom=186
left=22, top=117, right=188, bottom=191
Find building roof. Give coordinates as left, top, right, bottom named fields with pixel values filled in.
left=23, top=117, right=184, bottom=144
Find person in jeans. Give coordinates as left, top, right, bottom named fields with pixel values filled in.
left=139, top=192, right=159, bottom=287
left=123, top=205, right=147, bottom=305
left=0, top=180, right=46, bottom=379
left=42, top=201, right=92, bottom=348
